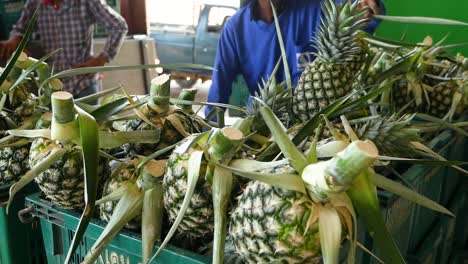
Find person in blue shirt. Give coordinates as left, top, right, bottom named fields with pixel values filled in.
left=206, top=0, right=383, bottom=116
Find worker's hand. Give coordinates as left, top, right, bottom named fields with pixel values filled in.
left=0, top=36, right=22, bottom=61
left=73, top=54, right=108, bottom=68
left=359, top=0, right=381, bottom=18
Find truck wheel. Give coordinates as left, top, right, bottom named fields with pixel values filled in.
left=176, top=79, right=197, bottom=88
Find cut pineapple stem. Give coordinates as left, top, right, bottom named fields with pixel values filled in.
left=51, top=92, right=79, bottom=142
left=149, top=74, right=171, bottom=114
left=137, top=159, right=166, bottom=191
left=16, top=52, right=50, bottom=83
left=326, top=140, right=378, bottom=186
left=177, top=88, right=197, bottom=113
left=302, top=140, right=378, bottom=203
left=51, top=92, right=75, bottom=123
left=207, top=127, right=244, bottom=164
left=49, top=78, right=63, bottom=92
left=36, top=112, right=52, bottom=129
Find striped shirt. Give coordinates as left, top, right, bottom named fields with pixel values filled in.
left=11, top=0, right=128, bottom=95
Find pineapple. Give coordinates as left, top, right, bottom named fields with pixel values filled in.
left=293, top=0, right=368, bottom=122
left=162, top=140, right=213, bottom=239
left=0, top=146, right=30, bottom=186
left=30, top=138, right=86, bottom=208
left=99, top=159, right=141, bottom=230
left=229, top=166, right=321, bottom=264
left=393, top=75, right=465, bottom=119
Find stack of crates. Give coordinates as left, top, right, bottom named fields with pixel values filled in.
left=0, top=0, right=25, bottom=40
left=0, top=185, right=46, bottom=264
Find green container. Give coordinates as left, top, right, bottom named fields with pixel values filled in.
left=437, top=184, right=467, bottom=264
left=375, top=0, right=468, bottom=56
left=24, top=193, right=210, bottom=264
left=354, top=131, right=452, bottom=263
left=0, top=0, right=24, bottom=40
left=0, top=185, right=46, bottom=264
left=406, top=219, right=446, bottom=264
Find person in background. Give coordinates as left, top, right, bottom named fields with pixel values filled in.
left=206, top=0, right=383, bottom=115
left=0, top=0, right=128, bottom=98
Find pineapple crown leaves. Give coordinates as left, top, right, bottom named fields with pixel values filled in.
left=353, top=114, right=423, bottom=157
left=312, top=0, right=370, bottom=63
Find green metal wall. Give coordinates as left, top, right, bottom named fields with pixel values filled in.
left=375, top=0, right=468, bottom=56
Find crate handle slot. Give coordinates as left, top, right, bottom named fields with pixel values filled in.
left=18, top=206, right=36, bottom=224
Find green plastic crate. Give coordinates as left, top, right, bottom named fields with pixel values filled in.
left=0, top=185, right=46, bottom=264
left=406, top=219, right=447, bottom=264
left=354, top=131, right=452, bottom=263
left=0, top=0, right=24, bottom=40
left=437, top=184, right=467, bottom=264
left=24, top=193, right=210, bottom=264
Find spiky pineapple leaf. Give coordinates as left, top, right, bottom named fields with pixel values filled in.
left=319, top=206, right=342, bottom=264
left=82, top=183, right=143, bottom=264
left=374, top=15, right=468, bottom=26
left=8, top=49, right=60, bottom=92
left=170, top=98, right=247, bottom=114
left=228, top=159, right=289, bottom=172
left=7, top=129, right=51, bottom=139
left=214, top=161, right=306, bottom=194
left=91, top=97, right=130, bottom=122
left=347, top=171, right=405, bottom=264
left=98, top=130, right=160, bottom=149
left=0, top=8, right=38, bottom=87
left=136, top=144, right=177, bottom=173
left=74, top=85, right=123, bottom=103
left=95, top=184, right=128, bottom=206
left=142, top=184, right=164, bottom=263
left=271, top=0, right=291, bottom=91
left=372, top=173, right=453, bottom=216
left=259, top=106, right=308, bottom=173
left=378, top=155, right=468, bottom=167
left=65, top=105, right=100, bottom=263
left=212, top=166, right=233, bottom=264
left=40, top=63, right=213, bottom=88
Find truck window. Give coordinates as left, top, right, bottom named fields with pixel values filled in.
left=207, top=7, right=236, bottom=33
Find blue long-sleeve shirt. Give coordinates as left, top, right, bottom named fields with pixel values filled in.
left=206, top=0, right=383, bottom=115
